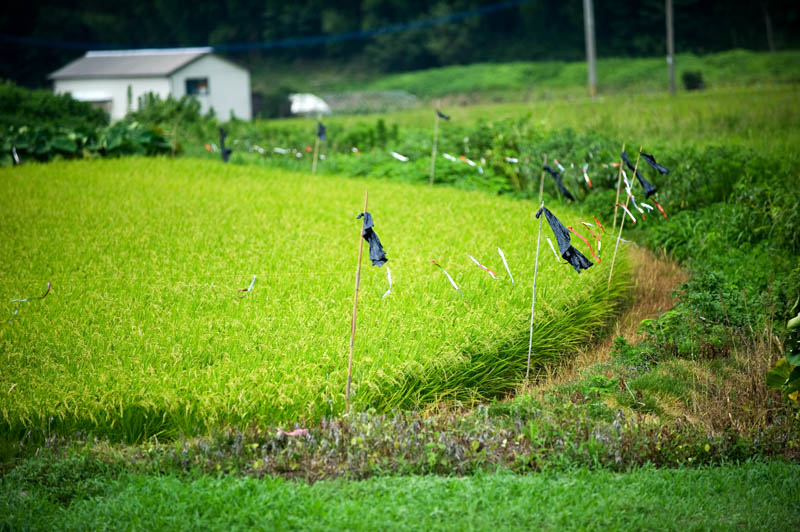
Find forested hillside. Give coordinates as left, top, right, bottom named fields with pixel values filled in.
left=2, top=0, right=798, bottom=88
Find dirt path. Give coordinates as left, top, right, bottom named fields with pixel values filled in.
left=536, top=245, right=688, bottom=387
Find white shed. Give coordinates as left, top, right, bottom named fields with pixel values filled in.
left=49, top=47, right=252, bottom=121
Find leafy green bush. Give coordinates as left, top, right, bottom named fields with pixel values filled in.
left=0, top=80, right=108, bottom=132
left=682, top=71, right=705, bottom=90
left=1, top=121, right=172, bottom=164
left=0, top=85, right=173, bottom=164
left=767, top=311, right=800, bottom=407
left=252, top=85, right=294, bottom=118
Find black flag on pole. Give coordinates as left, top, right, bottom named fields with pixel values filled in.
left=317, top=122, right=326, bottom=141
left=356, top=212, right=388, bottom=267
left=536, top=206, right=593, bottom=273
left=219, top=127, right=232, bottom=163
left=640, top=152, right=670, bottom=174
left=436, top=109, right=451, bottom=120
left=621, top=151, right=657, bottom=199
left=543, top=165, right=575, bottom=201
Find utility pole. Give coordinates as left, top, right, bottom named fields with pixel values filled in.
left=666, top=0, right=676, bottom=94
left=762, top=3, right=776, bottom=52
left=583, top=0, right=598, bottom=99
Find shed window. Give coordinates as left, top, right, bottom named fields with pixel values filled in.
left=186, top=78, right=209, bottom=96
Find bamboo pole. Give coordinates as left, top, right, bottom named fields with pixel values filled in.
left=346, top=189, right=369, bottom=413
left=429, top=101, right=440, bottom=185
left=526, top=201, right=545, bottom=387
left=311, top=113, right=321, bottom=174
left=538, top=154, right=547, bottom=203
left=608, top=148, right=641, bottom=288
left=612, top=142, right=625, bottom=230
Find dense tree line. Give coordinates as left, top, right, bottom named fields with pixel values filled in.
left=2, top=0, right=798, bottom=88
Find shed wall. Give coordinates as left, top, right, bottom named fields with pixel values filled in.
left=54, top=78, right=170, bottom=121
left=170, top=55, right=251, bottom=120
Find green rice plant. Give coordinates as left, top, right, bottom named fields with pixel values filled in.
left=243, top=85, right=800, bottom=158
left=0, top=158, right=630, bottom=441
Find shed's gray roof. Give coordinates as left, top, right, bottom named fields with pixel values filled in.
left=48, top=48, right=214, bottom=80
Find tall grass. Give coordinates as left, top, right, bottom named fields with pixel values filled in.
left=258, top=85, right=800, bottom=157
left=365, top=49, right=800, bottom=98
left=0, top=158, right=630, bottom=441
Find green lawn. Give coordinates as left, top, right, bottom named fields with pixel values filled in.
left=0, top=158, right=629, bottom=441
left=2, top=459, right=797, bottom=531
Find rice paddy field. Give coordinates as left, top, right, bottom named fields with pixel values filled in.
left=0, top=157, right=629, bottom=441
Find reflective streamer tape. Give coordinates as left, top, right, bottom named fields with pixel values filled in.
left=654, top=200, right=668, bottom=218
left=622, top=170, right=631, bottom=190
left=277, top=428, right=308, bottom=437
left=431, top=261, right=464, bottom=296
left=593, top=217, right=606, bottom=234
left=497, top=248, right=514, bottom=285
left=382, top=267, right=392, bottom=299
left=554, top=159, right=565, bottom=172
left=640, top=202, right=655, bottom=212
left=582, top=164, right=592, bottom=187
left=505, top=156, right=519, bottom=163
left=8, top=281, right=51, bottom=322
left=443, top=152, right=457, bottom=162
left=629, top=194, right=645, bottom=214
left=238, top=275, right=256, bottom=293
left=617, top=203, right=637, bottom=223
left=568, top=227, right=600, bottom=263
left=463, top=156, right=476, bottom=167
left=273, top=147, right=288, bottom=154
left=581, top=222, right=601, bottom=244
left=390, top=151, right=409, bottom=162
left=546, top=237, right=561, bottom=262
left=467, top=254, right=498, bottom=279
left=12, top=146, right=20, bottom=164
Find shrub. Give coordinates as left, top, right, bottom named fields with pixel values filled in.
left=0, top=80, right=108, bottom=132
left=682, top=70, right=705, bottom=90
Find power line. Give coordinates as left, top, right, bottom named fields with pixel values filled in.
left=0, top=0, right=534, bottom=53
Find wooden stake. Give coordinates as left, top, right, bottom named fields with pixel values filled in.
left=346, top=189, right=369, bottom=413
left=608, top=147, right=641, bottom=288
left=538, top=154, right=547, bottom=203
left=526, top=201, right=544, bottom=387
left=429, top=101, right=440, bottom=185
left=311, top=113, right=321, bottom=174
left=170, top=119, right=180, bottom=158
left=612, top=142, right=625, bottom=231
